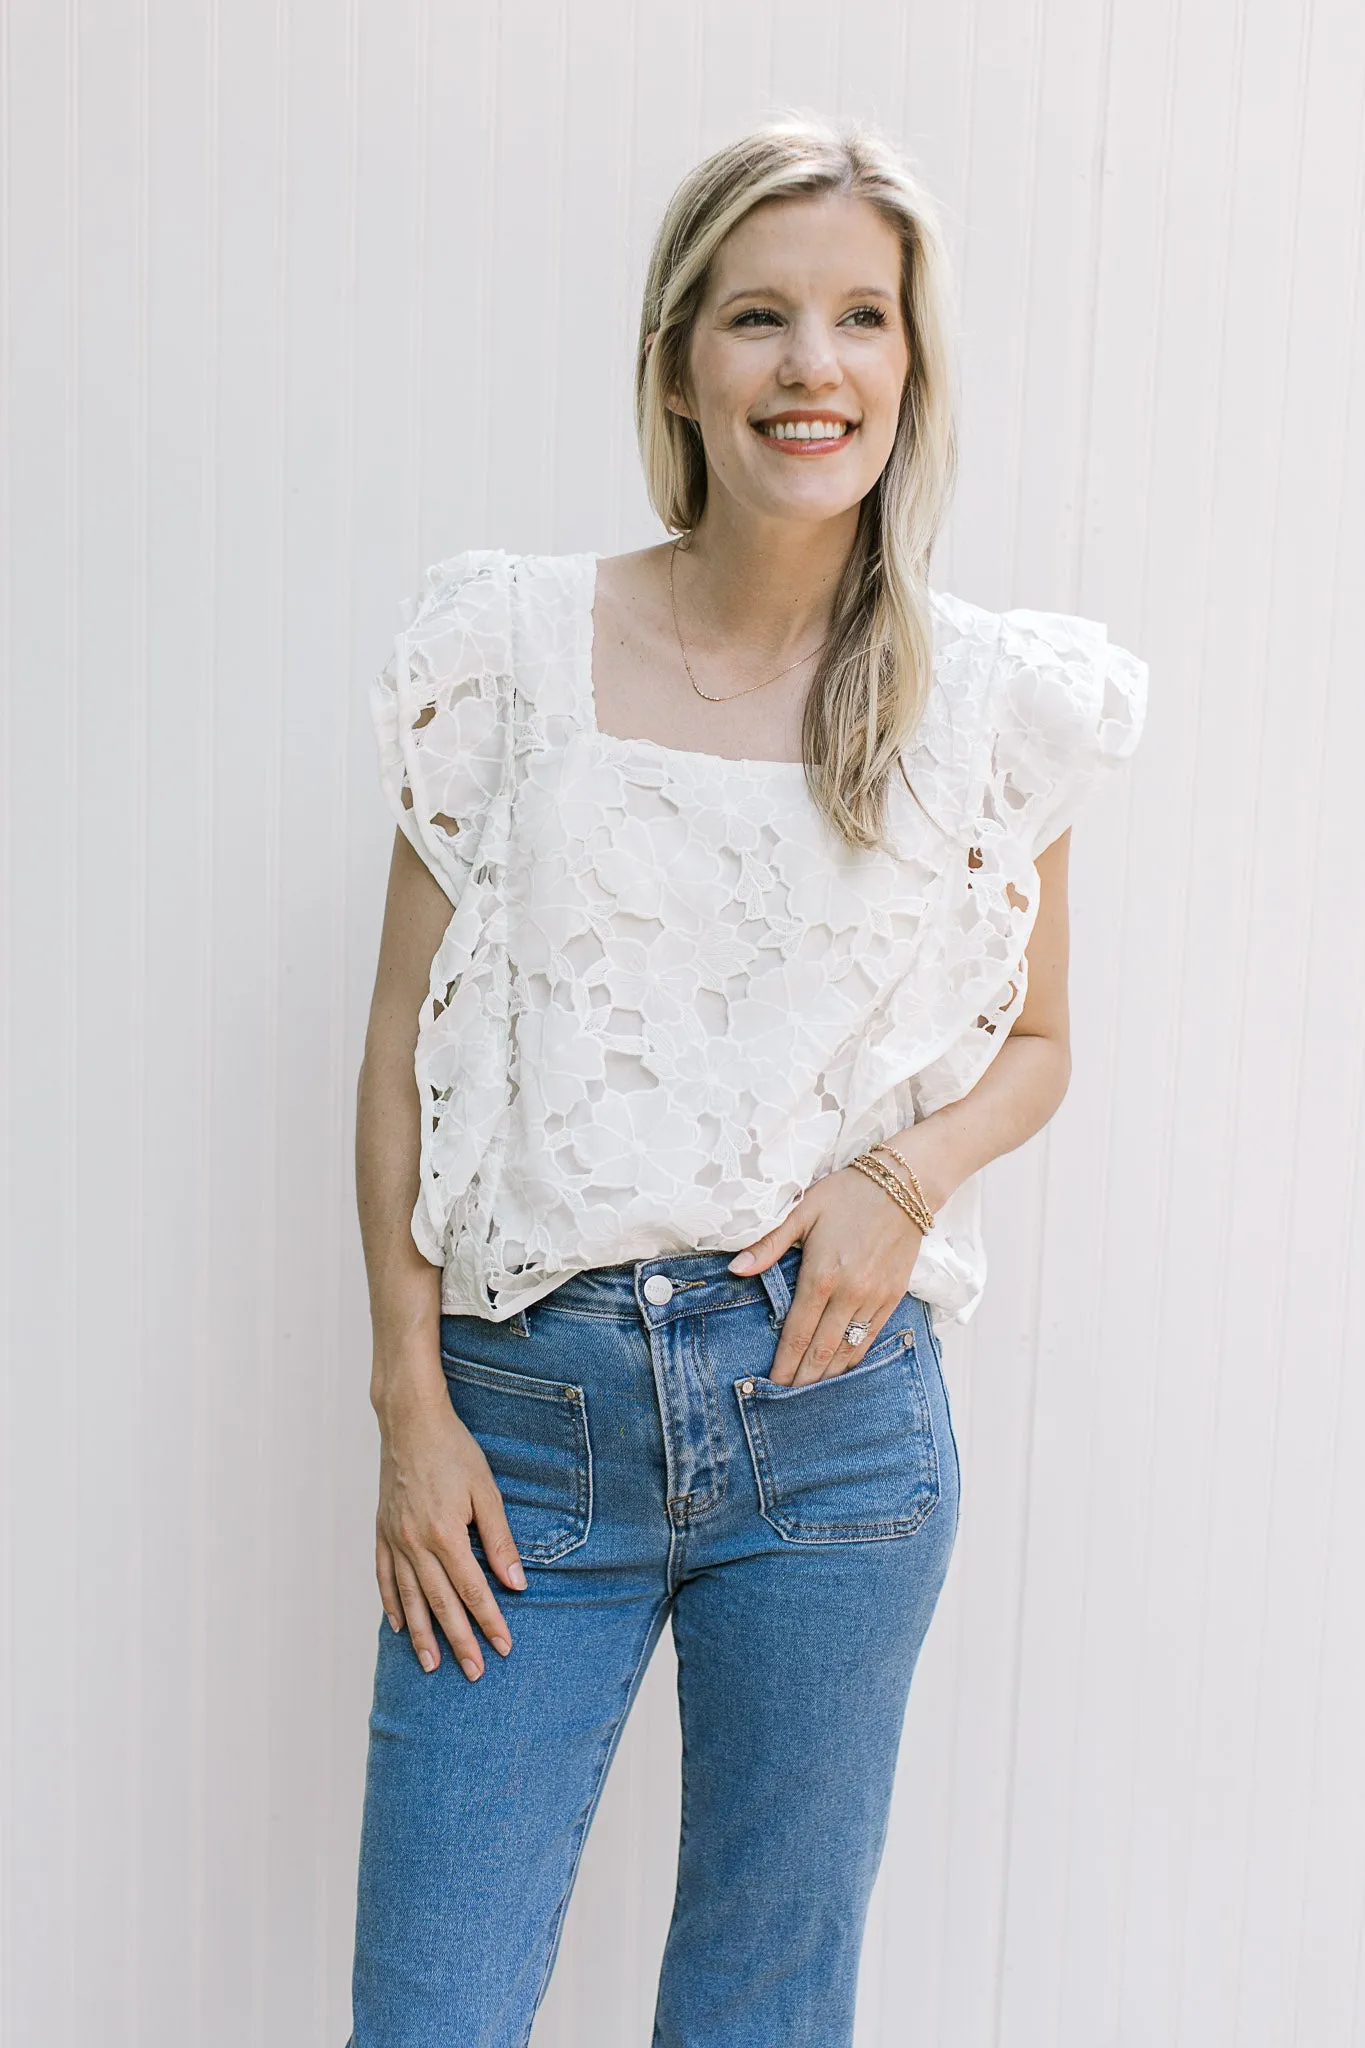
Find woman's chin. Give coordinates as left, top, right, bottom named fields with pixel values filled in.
left=716, top=465, right=870, bottom=529
left=753, top=484, right=869, bottom=528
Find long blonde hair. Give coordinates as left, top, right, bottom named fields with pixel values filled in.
left=635, top=117, right=958, bottom=851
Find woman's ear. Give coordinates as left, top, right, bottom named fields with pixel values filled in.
left=646, top=328, right=695, bottom=422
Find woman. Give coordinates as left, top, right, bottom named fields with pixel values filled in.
left=347, top=118, right=1147, bottom=2048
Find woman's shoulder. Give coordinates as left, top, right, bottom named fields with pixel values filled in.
left=929, top=584, right=1147, bottom=743
left=927, top=584, right=1149, bottom=855
left=386, top=548, right=598, bottom=731
left=369, top=548, right=595, bottom=903
left=395, top=546, right=595, bottom=642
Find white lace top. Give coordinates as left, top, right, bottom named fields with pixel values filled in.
left=371, top=550, right=1147, bottom=1326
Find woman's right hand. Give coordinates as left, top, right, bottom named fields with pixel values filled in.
left=359, top=832, right=528, bottom=1681
left=374, top=1369, right=528, bottom=1680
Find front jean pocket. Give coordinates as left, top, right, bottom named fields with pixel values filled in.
left=439, top=1353, right=592, bottom=1564
left=735, top=1330, right=940, bottom=1544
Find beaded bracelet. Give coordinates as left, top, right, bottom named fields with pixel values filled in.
left=848, top=1152, right=934, bottom=1235
left=870, top=1142, right=937, bottom=1232
left=853, top=1149, right=936, bottom=1235
left=849, top=1153, right=932, bottom=1233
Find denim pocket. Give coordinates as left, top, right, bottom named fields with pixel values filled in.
left=440, top=1353, right=592, bottom=1563
left=919, top=1304, right=962, bottom=1513
left=734, top=1328, right=940, bottom=1545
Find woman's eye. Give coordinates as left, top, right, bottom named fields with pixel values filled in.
left=730, top=305, right=889, bottom=331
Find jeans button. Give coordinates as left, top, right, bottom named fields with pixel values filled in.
left=643, top=1273, right=674, bottom=1306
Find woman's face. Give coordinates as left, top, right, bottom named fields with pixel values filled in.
left=671, top=191, right=911, bottom=529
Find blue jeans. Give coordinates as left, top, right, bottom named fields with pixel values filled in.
left=348, top=1245, right=960, bottom=2048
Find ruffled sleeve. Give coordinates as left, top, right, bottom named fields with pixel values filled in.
left=986, top=607, right=1148, bottom=859
left=370, top=549, right=516, bottom=906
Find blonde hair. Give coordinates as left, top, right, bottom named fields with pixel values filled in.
left=635, top=117, right=958, bottom=851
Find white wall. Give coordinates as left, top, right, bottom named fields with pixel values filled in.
left=4, top=2, right=1364, bottom=2044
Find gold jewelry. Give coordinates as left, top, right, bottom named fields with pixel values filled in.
left=848, top=1152, right=933, bottom=1236
left=848, top=1154, right=928, bottom=1231
left=870, top=1143, right=937, bottom=1232
left=852, top=1150, right=936, bottom=1235
left=668, top=537, right=828, bottom=704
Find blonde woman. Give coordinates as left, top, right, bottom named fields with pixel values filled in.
left=347, top=118, right=1147, bottom=2048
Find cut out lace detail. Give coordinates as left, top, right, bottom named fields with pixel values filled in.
left=371, top=550, right=1147, bottom=1324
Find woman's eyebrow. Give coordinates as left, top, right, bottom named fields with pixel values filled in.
left=714, top=283, right=896, bottom=310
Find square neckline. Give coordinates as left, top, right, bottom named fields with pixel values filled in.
left=577, top=551, right=810, bottom=776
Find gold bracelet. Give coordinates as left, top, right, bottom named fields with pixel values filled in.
left=850, top=1154, right=932, bottom=1235
left=854, top=1150, right=935, bottom=1235
left=848, top=1153, right=933, bottom=1235
left=870, top=1142, right=937, bottom=1232
left=848, top=1153, right=919, bottom=1221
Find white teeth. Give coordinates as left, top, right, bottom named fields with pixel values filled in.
left=758, top=419, right=852, bottom=441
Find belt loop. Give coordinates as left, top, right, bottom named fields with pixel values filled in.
left=757, top=1257, right=792, bottom=1328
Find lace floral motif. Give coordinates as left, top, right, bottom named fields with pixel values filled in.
left=372, top=551, right=1147, bottom=1323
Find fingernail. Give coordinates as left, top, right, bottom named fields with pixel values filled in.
left=729, top=1251, right=754, bottom=1272
left=460, top=1657, right=482, bottom=1681
left=491, top=1635, right=512, bottom=1657
left=386, top=1612, right=402, bottom=1632
left=419, top=1649, right=436, bottom=1672
left=508, top=1559, right=527, bottom=1590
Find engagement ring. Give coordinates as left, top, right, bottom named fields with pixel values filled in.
left=843, top=1321, right=871, bottom=1347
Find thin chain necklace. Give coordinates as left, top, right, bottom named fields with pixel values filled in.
left=668, top=536, right=828, bottom=704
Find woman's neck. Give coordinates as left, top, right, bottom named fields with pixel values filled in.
left=674, top=501, right=861, bottom=662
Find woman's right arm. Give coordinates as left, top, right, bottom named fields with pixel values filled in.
left=355, top=828, right=527, bottom=1680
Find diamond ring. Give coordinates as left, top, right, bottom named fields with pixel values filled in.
left=843, top=1320, right=871, bottom=1347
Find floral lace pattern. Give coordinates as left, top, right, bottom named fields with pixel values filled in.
left=371, top=551, right=1147, bottom=1324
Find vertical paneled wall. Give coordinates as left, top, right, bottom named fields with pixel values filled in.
left=4, top=3, right=1363, bottom=2044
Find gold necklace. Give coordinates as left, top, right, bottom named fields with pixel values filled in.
left=668, top=537, right=828, bottom=704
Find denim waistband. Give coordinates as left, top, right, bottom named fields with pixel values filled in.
left=532, top=1244, right=806, bottom=1326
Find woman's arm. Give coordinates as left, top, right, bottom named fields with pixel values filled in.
left=356, top=830, right=527, bottom=1677
left=730, top=829, right=1075, bottom=1383
left=898, top=824, right=1074, bottom=1215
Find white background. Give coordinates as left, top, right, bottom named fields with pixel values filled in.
left=4, top=2, right=1365, bottom=2043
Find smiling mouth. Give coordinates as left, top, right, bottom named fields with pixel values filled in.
left=752, top=414, right=859, bottom=447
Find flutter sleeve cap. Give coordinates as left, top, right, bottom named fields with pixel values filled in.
left=986, top=606, right=1149, bottom=859
left=369, top=549, right=516, bottom=906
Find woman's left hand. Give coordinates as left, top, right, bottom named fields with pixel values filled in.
left=728, top=1161, right=929, bottom=1386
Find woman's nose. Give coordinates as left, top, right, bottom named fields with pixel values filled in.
left=777, top=316, right=842, bottom=391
